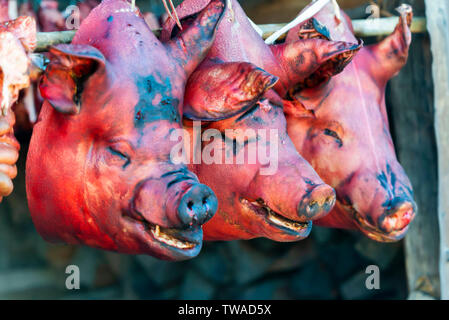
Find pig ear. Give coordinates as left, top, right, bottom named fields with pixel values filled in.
left=165, top=0, right=226, bottom=77
left=270, top=38, right=362, bottom=95
left=368, top=5, right=412, bottom=82
left=295, top=18, right=331, bottom=41
left=183, top=62, right=278, bottom=121
left=39, top=44, right=105, bottom=115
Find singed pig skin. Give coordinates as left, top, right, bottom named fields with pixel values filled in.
left=161, top=0, right=367, bottom=241
left=284, top=3, right=416, bottom=242
left=26, top=0, right=227, bottom=260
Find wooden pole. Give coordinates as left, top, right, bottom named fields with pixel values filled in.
left=260, top=16, right=427, bottom=40
left=34, top=16, right=426, bottom=51
left=35, top=31, right=76, bottom=52
left=425, top=0, right=449, bottom=300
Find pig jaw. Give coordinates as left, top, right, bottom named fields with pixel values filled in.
left=203, top=196, right=312, bottom=242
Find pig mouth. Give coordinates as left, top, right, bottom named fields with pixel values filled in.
left=241, top=198, right=310, bottom=236
left=124, top=210, right=200, bottom=251
left=340, top=202, right=409, bottom=242
left=148, top=224, right=199, bottom=250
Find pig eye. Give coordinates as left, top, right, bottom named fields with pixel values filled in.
left=323, top=129, right=343, bottom=147
left=107, top=146, right=131, bottom=168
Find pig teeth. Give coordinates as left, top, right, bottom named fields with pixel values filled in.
left=267, top=211, right=309, bottom=232
left=150, top=225, right=196, bottom=250
left=245, top=199, right=308, bottom=232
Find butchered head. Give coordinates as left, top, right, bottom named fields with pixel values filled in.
left=26, top=0, right=227, bottom=260
left=161, top=0, right=337, bottom=241
left=284, top=3, right=416, bottom=242
left=181, top=62, right=336, bottom=242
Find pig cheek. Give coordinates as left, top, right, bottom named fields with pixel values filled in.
left=199, top=141, right=259, bottom=236
left=83, top=148, right=132, bottom=236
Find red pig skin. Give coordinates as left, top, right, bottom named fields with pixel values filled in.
left=26, top=0, right=227, bottom=260
left=284, top=3, right=416, bottom=242
left=161, top=0, right=361, bottom=100
left=161, top=0, right=372, bottom=241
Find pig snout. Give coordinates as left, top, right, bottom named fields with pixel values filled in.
left=378, top=200, right=415, bottom=234
left=247, top=167, right=336, bottom=223
left=132, top=177, right=218, bottom=229
left=177, top=184, right=218, bottom=226
left=341, top=169, right=417, bottom=240
left=298, top=184, right=336, bottom=220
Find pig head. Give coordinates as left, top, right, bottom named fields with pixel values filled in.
left=181, top=62, right=338, bottom=241
left=26, top=0, right=226, bottom=260
left=284, top=3, right=416, bottom=242
left=162, top=0, right=367, bottom=241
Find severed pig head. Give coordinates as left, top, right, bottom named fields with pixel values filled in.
left=26, top=0, right=227, bottom=260
left=284, top=2, right=416, bottom=242
left=161, top=0, right=370, bottom=241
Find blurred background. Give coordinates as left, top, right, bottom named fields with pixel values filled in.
left=0, top=0, right=439, bottom=299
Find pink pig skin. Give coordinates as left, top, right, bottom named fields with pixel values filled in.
left=163, top=0, right=362, bottom=241
left=284, top=3, right=416, bottom=242
left=26, top=0, right=228, bottom=260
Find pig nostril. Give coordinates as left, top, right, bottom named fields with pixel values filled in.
left=379, top=203, right=415, bottom=233
left=177, top=184, right=218, bottom=226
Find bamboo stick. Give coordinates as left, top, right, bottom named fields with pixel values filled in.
left=35, top=31, right=76, bottom=52
left=34, top=16, right=427, bottom=51
left=259, top=16, right=427, bottom=40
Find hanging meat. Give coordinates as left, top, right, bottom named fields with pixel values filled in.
left=0, top=15, right=37, bottom=202
left=26, top=0, right=227, bottom=260
left=162, top=0, right=361, bottom=241
left=284, top=2, right=416, bottom=242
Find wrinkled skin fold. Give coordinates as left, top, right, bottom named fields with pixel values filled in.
left=26, top=0, right=228, bottom=260
left=284, top=2, right=417, bottom=242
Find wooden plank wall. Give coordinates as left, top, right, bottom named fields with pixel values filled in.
left=425, top=0, right=449, bottom=300
left=382, top=0, right=440, bottom=300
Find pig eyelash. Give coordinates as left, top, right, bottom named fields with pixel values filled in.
left=107, top=146, right=131, bottom=168
left=323, top=128, right=343, bottom=148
